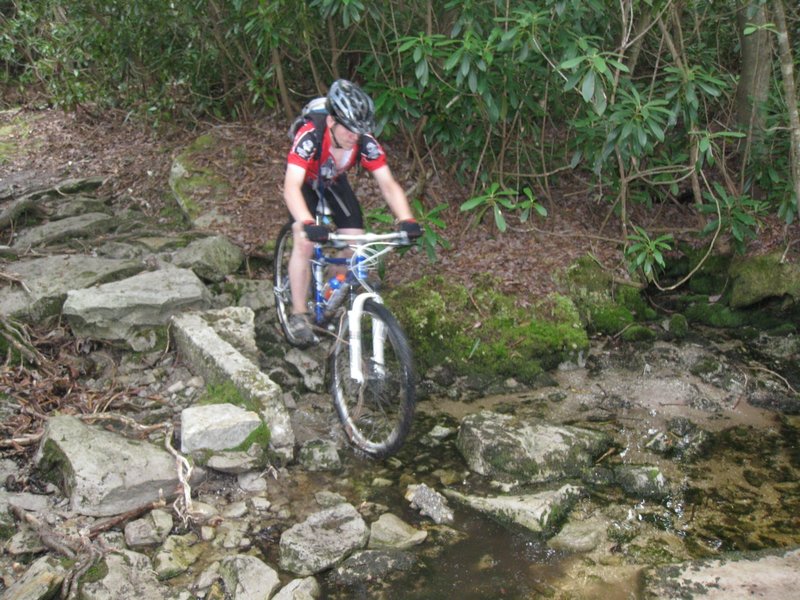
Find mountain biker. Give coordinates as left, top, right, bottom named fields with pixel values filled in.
left=283, top=79, right=422, bottom=346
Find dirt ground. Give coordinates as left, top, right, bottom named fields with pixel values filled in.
left=1, top=107, right=796, bottom=298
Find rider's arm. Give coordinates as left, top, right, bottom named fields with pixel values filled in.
left=372, top=165, right=413, bottom=222
left=283, top=164, right=315, bottom=224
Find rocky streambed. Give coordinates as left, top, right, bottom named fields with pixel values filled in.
left=0, top=174, right=798, bottom=599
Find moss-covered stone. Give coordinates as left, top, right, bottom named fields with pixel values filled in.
left=684, top=301, right=747, bottom=328
left=668, top=313, right=689, bottom=339
left=621, top=325, right=657, bottom=342
left=728, top=252, right=800, bottom=308
left=387, top=275, right=588, bottom=384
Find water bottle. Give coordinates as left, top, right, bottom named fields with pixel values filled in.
left=355, top=255, right=368, bottom=280
left=324, top=273, right=345, bottom=302
left=324, top=273, right=349, bottom=316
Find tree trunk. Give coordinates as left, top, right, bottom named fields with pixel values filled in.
left=771, top=0, right=800, bottom=211
left=734, top=2, right=772, bottom=136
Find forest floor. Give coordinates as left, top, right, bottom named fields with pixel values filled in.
left=2, top=107, right=797, bottom=298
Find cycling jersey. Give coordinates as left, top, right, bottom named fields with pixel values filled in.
left=287, top=120, right=387, bottom=185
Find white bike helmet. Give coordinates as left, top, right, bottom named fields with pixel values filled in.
left=326, top=79, right=376, bottom=135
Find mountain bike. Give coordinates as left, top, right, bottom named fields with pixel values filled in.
left=272, top=205, right=416, bottom=458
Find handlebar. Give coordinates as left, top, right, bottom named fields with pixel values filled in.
left=326, top=231, right=411, bottom=246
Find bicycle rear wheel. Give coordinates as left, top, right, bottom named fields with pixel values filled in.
left=330, top=299, right=416, bottom=458
left=273, top=221, right=312, bottom=346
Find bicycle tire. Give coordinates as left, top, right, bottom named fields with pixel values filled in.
left=330, top=299, right=416, bottom=458
left=273, top=221, right=312, bottom=346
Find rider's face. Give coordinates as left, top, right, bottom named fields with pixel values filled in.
left=329, top=117, right=359, bottom=150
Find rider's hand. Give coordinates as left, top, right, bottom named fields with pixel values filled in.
left=303, top=220, right=329, bottom=243
left=398, top=219, right=422, bottom=240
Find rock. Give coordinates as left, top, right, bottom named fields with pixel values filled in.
left=206, top=449, right=264, bottom=474
left=0, top=555, right=68, bottom=600
left=11, top=212, right=115, bottom=249
left=80, top=549, right=184, bottom=600
left=272, top=576, right=321, bottom=600
left=219, top=554, right=281, bottom=600
left=456, top=410, right=611, bottom=483
left=180, top=403, right=263, bottom=453
left=298, top=439, right=342, bottom=472
left=548, top=516, right=608, bottom=553
left=171, top=310, right=294, bottom=463
left=614, top=465, right=670, bottom=501
left=285, top=347, right=326, bottom=392
left=444, top=484, right=582, bottom=534
left=0, top=254, right=143, bottom=322
left=125, top=508, right=174, bottom=547
left=63, top=266, right=212, bottom=351
left=172, top=235, right=244, bottom=282
left=728, top=252, right=800, bottom=308
left=34, top=415, right=189, bottom=517
left=405, top=483, right=454, bottom=524
left=648, top=547, right=800, bottom=599
left=279, top=503, right=369, bottom=576
left=329, top=549, right=417, bottom=586
left=153, top=533, right=204, bottom=580
left=368, top=512, right=427, bottom=550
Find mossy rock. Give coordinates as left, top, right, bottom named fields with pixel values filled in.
left=728, top=252, right=800, bottom=309
left=668, top=313, right=689, bottom=339
left=387, top=275, right=588, bottom=384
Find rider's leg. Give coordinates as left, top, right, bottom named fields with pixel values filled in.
left=288, top=219, right=314, bottom=315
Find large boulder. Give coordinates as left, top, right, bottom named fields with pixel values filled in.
left=34, top=415, right=190, bottom=517
left=456, top=410, right=611, bottom=483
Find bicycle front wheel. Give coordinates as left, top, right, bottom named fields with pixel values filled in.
left=330, top=299, right=416, bottom=458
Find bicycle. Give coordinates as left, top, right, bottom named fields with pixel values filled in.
left=272, top=202, right=417, bottom=458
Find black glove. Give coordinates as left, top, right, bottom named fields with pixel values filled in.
left=398, top=219, right=422, bottom=239
left=303, top=221, right=329, bottom=243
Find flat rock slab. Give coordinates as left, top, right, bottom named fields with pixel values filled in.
left=648, top=547, right=800, bottom=599
left=11, top=212, right=116, bottom=249
left=0, top=254, right=143, bottom=322
left=63, top=266, right=211, bottom=350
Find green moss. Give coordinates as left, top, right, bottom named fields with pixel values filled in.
left=79, top=557, right=109, bottom=584
left=232, top=423, right=271, bottom=452
left=387, top=275, right=588, bottom=384
left=621, top=325, right=657, bottom=342
left=198, top=380, right=258, bottom=412
left=36, top=439, right=74, bottom=495
left=589, top=301, right=634, bottom=335
left=684, top=301, right=746, bottom=328
left=668, top=313, right=689, bottom=338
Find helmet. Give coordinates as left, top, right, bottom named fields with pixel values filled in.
left=326, top=79, right=375, bottom=135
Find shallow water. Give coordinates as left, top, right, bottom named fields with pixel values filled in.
left=308, top=330, right=800, bottom=599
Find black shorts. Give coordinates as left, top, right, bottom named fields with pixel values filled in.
left=301, top=176, right=363, bottom=229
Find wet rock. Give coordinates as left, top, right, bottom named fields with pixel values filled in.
left=219, top=554, right=281, bottom=600
left=614, top=465, right=670, bottom=501
left=329, top=549, right=417, bottom=586
left=34, top=415, right=190, bottom=517
left=444, top=484, right=582, bottom=534
left=315, top=490, right=347, bottom=508
left=237, top=471, right=268, bottom=492
left=172, top=234, right=244, bottom=283
left=124, top=508, right=174, bottom=548
left=153, top=532, right=204, bottom=580
left=456, top=410, right=611, bottom=483
left=368, top=512, right=427, bottom=550
left=81, top=549, right=189, bottom=599
left=548, top=516, right=608, bottom=553
left=206, top=447, right=265, bottom=474
left=299, top=439, right=342, bottom=472
left=1, top=555, right=64, bottom=599
left=63, top=266, right=212, bottom=351
left=273, top=576, right=321, bottom=600
left=284, top=347, right=326, bottom=392
left=180, top=403, right=262, bottom=453
left=648, top=547, right=800, bottom=598
left=279, top=502, right=369, bottom=575
left=405, top=483, right=454, bottom=524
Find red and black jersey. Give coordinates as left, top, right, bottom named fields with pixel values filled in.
left=287, top=120, right=387, bottom=184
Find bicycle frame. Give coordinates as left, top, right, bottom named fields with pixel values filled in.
left=309, top=231, right=409, bottom=383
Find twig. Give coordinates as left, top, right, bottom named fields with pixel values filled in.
left=748, top=363, right=798, bottom=395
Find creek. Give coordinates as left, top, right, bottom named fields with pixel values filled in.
left=279, top=324, right=799, bottom=599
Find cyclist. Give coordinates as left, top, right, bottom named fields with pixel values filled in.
left=283, top=79, right=422, bottom=346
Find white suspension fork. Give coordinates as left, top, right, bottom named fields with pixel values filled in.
left=348, top=292, right=384, bottom=383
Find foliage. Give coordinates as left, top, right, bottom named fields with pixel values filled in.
left=2, top=0, right=799, bottom=255
left=699, top=182, right=769, bottom=255
left=624, top=226, right=674, bottom=282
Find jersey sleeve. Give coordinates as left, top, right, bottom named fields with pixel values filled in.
left=359, top=134, right=388, bottom=172
left=287, top=121, right=319, bottom=172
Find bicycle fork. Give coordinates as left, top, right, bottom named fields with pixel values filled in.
left=348, top=292, right=385, bottom=384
